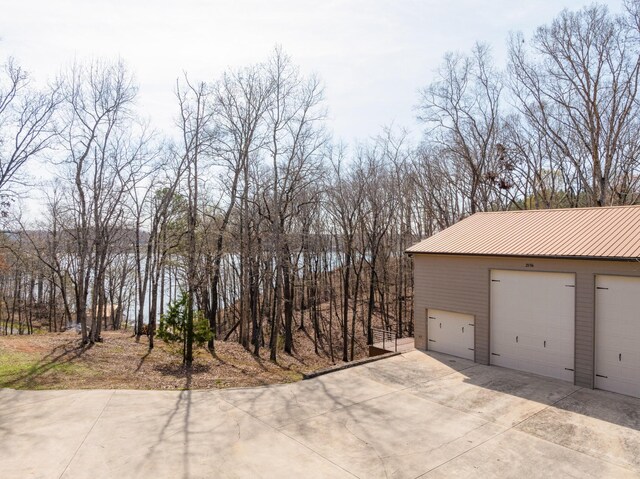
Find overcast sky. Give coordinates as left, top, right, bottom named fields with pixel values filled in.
left=0, top=0, right=626, bottom=145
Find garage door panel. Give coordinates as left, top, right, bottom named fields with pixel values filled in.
left=427, top=309, right=474, bottom=361
left=551, top=326, right=574, bottom=337
left=596, top=362, right=618, bottom=381
left=595, top=275, right=640, bottom=398
left=490, top=270, right=575, bottom=382
left=519, top=335, right=542, bottom=350
left=527, top=361, right=557, bottom=380
left=490, top=343, right=514, bottom=361
left=596, top=371, right=640, bottom=399
left=520, top=322, right=541, bottom=336
left=538, top=344, right=563, bottom=357
left=620, top=364, right=640, bottom=382
left=597, top=335, right=621, bottom=350
left=545, top=336, right=572, bottom=349
left=619, top=339, right=640, bottom=356
left=600, top=318, right=635, bottom=336
left=489, top=352, right=511, bottom=370
left=597, top=377, right=640, bottom=399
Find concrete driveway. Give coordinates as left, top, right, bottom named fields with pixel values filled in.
left=2, top=350, right=640, bottom=479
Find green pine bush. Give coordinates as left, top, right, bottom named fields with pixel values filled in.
left=157, top=292, right=212, bottom=348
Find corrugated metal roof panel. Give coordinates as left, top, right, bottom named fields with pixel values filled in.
left=405, top=205, right=640, bottom=259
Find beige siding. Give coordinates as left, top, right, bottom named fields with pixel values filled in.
left=412, top=254, right=640, bottom=388
left=414, top=314, right=427, bottom=349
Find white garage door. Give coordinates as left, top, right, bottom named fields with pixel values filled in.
left=427, top=309, right=474, bottom=360
left=595, top=275, right=640, bottom=398
left=490, top=270, right=575, bottom=381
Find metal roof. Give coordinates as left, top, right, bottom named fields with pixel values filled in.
left=406, top=205, right=640, bottom=259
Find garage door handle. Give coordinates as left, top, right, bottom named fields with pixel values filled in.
left=440, top=323, right=442, bottom=329
left=596, top=374, right=608, bottom=378
left=468, top=323, right=474, bottom=327
left=596, top=287, right=609, bottom=290
left=428, top=316, right=436, bottom=319
left=462, top=326, right=464, bottom=333
left=468, top=348, right=474, bottom=351
left=565, top=368, right=574, bottom=371
left=428, top=339, right=436, bottom=342
left=544, top=340, right=546, bottom=348
left=491, top=352, right=501, bottom=356
left=516, top=336, right=518, bottom=343
left=619, top=353, right=622, bottom=362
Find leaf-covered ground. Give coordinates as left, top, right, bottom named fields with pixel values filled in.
left=0, top=326, right=370, bottom=390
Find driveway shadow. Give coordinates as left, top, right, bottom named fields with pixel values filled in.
left=405, top=349, right=640, bottom=473
left=406, top=349, right=640, bottom=432
left=142, top=370, right=192, bottom=479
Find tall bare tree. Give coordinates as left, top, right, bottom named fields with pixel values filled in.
left=0, top=56, right=59, bottom=193
left=176, top=77, right=214, bottom=365
left=58, top=60, right=139, bottom=343
left=509, top=5, right=640, bottom=206
left=418, top=43, right=505, bottom=214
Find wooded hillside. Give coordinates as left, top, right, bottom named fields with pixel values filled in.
left=1, top=3, right=639, bottom=370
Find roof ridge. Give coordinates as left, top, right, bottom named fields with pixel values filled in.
left=475, top=204, right=640, bottom=214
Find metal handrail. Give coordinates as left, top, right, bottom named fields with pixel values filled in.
left=370, top=326, right=397, bottom=352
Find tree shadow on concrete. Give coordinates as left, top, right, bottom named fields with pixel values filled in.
left=410, top=349, right=640, bottom=433
left=141, top=370, right=193, bottom=479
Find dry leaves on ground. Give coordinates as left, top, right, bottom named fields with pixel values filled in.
left=0, top=326, right=370, bottom=390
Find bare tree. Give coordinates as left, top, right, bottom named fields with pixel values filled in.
left=57, top=59, right=139, bottom=343
left=261, top=48, right=327, bottom=356
left=508, top=5, right=640, bottom=206
left=418, top=43, right=506, bottom=215
left=176, top=77, right=214, bottom=365
left=326, top=147, right=364, bottom=362
left=202, top=62, right=272, bottom=352
left=0, top=56, right=59, bottom=193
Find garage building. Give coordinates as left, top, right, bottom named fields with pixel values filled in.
left=407, top=205, right=640, bottom=398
